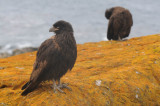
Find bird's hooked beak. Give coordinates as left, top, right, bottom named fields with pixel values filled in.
left=49, top=26, right=59, bottom=32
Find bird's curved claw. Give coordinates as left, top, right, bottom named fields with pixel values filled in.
left=58, top=83, right=72, bottom=91
left=51, top=83, right=72, bottom=94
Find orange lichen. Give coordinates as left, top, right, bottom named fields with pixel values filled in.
left=0, top=34, right=160, bottom=105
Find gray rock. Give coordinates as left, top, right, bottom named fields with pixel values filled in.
left=0, top=67, right=5, bottom=70
left=0, top=52, right=11, bottom=58
left=12, top=47, right=38, bottom=56
left=0, top=47, right=38, bottom=58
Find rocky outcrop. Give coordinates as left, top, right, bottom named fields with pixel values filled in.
left=0, top=47, right=38, bottom=58
left=12, top=47, right=38, bottom=56
left=0, top=52, right=11, bottom=58
left=0, top=34, right=160, bottom=105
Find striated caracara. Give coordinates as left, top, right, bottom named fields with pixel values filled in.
left=105, top=6, right=133, bottom=41
left=21, top=20, right=77, bottom=96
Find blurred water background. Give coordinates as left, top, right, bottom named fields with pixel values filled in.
left=0, top=0, right=160, bottom=53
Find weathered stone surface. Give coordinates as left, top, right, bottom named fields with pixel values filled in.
left=12, top=47, right=38, bottom=56
left=0, top=47, right=38, bottom=58
left=0, top=52, right=11, bottom=58
left=0, top=34, right=160, bottom=105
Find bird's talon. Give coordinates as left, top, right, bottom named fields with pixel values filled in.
left=59, top=83, right=72, bottom=91
left=53, top=85, right=66, bottom=94
left=62, top=83, right=69, bottom=86
left=54, top=90, right=57, bottom=93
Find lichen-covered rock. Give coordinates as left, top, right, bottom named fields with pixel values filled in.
left=0, top=34, right=160, bottom=105
left=0, top=47, right=38, bottom=58
left=12, top=47, right=38, bottom=56
left=0, top=52, right=11, bottom=58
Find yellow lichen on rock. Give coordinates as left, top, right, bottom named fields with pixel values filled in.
left=0, top=34, right=160, bottom=105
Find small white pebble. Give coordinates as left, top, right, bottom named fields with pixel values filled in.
left=141, top=52, right=145, bottom=55
left=29, top=54, right=34, bottom=56
left=96, top=53, right=102, bottom=55
left=136, top=71, right=140, bottom=74
left=98, top=45, right=102, bottom=47
left=136, top=94, right=138, bottom=98
left=154, top=61, right=157, bottom=64
left=0, top=103, right=5, bottom=105
left=95, top=80, right=102, bottom=86
left=15, top=67, right=24, bottom=70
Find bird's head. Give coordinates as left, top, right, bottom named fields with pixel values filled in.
left=105, top=8, right=114, bottom=19
left=49, top=20, right=73, bottom=34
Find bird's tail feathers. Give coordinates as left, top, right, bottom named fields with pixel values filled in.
left=21, top=81, right=39, bottom=96
left=21, top=81, right=30, bottom=90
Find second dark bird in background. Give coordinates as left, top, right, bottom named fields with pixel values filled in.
left=21, top=20, right=77, bottom=96
left=105, top=6, right=133, bottom=41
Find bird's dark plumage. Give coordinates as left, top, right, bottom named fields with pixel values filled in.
left=105, top=6, right=133, bottom=40
left=21, top=20, right=77, bottom=96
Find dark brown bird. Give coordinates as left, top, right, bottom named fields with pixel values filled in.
left=21, top=20, right=77, bottom=96
left=105, top=6, right=133, bottom=40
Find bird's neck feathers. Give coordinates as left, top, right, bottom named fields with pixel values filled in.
left=54, top=32, right=77, bottom=55
left=55, top=32, right=73, bottom=39
left=55, top=32, right=76, bottom=45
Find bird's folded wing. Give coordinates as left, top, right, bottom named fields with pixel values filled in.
left=30, top=38, right=60, bottom=81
